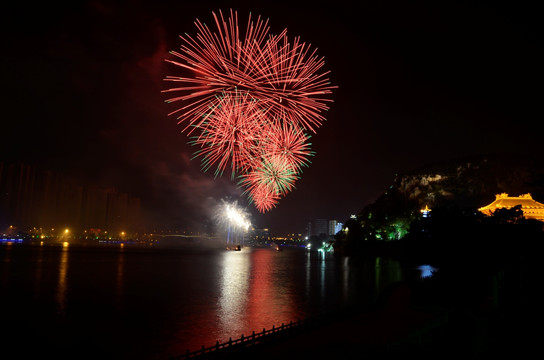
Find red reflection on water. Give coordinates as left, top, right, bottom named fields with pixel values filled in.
left=245, top=249, right=296, bottom=334
left=171, top=248, right=299, bottom=356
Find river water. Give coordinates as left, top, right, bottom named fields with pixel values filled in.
left=0, top=242, right=414, bottom=360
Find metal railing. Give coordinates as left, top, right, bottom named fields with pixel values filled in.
left=169, top=305, right=452, bottom=359
left=169, top=316, right=329, bottom=359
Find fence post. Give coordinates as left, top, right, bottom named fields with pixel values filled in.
left=201, top=345, right=205, bottom=355
left=216, top=341, right=219, bottom=351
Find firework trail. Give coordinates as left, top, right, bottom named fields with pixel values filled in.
left=163, top=9, right=335, bottom=212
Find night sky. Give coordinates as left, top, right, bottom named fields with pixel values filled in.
left=1, top=0, right=542, bottom=235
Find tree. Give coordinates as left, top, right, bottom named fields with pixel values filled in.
left=489, top=205, right=525, bottom=224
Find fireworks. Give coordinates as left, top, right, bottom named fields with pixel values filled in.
left=213, top=199, right=251, bottom=247
left=239, top=154, right=299, bottom=199
left=188, top=90, right=268, bottom=179
left=163, top=9, right=335, bottom=212
left=259, top=119, right=314, bottom=174
left=246, top=184, right=281, bottom=213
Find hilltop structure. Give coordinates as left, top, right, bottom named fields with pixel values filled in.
left=478, top=193, right=544, bottom=222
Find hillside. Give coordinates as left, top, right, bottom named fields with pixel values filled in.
left=334, top=152, right=544, bottom=253
left=393, top=152, right=544, bottom=209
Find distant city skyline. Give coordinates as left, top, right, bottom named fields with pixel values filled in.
left=1, top=161, right=346, bottom=237
left=0, top=161, right=141, bottom=234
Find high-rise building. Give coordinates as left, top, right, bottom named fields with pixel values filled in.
left=328, top=219, right=343, bottom=236
left=306, top=218, right=343, bottom=240
left=310, top=218, right=328, bottom=237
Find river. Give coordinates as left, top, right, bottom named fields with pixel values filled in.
left=0, top=241, right=418, bottom=359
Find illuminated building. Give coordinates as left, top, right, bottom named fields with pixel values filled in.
left=328, top=219, right=342, bottom=235
left=420, top=205, right=431, bottom=218
left=478, top=193, right=544, bottom=221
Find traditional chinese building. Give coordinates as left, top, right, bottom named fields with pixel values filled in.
left=478, top=193, right=544, bottom=222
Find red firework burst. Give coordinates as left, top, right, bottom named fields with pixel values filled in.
left=245, top=182, right=281, bottom=213
left=259, top=119, right=314, bottom=173
left=162, top=9, right=336, bottom=134
left=162, top=9, right=335, bottom=213
left=238, top=154, right=299, bottom=199
left=189, top=90, right=270, bottom=178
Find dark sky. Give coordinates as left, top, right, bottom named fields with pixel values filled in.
left=1, top=0, right=543, bottom=235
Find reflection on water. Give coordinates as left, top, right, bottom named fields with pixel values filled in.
left=317, top=251, right=326, bottom=301
left=33, top=244, right=44, bottom=297
left=218, top=248, right=300, bottom=340
left=417, top=264, right=438, bottom=278
left=115, top=246, right=125, bottom=307
left=1, top=242, right=13, bottom=287
left=0, top=244, right=411, bottom=359
left=378, top=257, right=403, bottom=292
left=219, top=249, right=250, bottom=335
left=246, top=248, right=296, bottom=331
left=56, top=243, right=70, bottom=316
left=341, top=256, right=351, bottom=303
